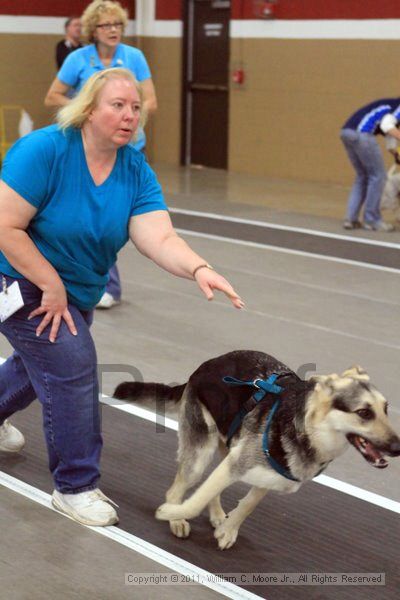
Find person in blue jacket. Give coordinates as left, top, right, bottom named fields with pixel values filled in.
left=45, top=0, right=158, bottom=308
left=0, top=68, right=243, bottom=527
left=340, top=98, right=400, bottom=231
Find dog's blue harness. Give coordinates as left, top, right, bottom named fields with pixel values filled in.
left=223, top=374, right=300, bottom=482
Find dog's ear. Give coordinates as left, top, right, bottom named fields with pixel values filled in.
left=308, top=373, right=338, bottom=388
left=341, top=365, right=370, bottom=382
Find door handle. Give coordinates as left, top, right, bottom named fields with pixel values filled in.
left=190, top=83, right=228, bottom=92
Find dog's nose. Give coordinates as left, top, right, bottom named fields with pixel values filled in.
left=389, top=438, right=400, bottom=456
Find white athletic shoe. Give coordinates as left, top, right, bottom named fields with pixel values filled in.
left=52, top=489, right=119, bottom=526
left=95, top=292, right=120, bottom=309
left=0, top=420, right=25, bottom=453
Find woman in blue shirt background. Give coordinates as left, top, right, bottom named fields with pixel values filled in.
left=45, top=0, right=158, bottom=308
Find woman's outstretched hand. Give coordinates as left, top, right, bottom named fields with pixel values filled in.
left=194, top=268, right=244, bottom=309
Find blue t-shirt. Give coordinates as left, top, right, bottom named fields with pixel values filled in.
left=342, top=98, right=400, bottom=134
left=58, top=43, right=152, bottom=150
left=0, top=125, right=167, bottom=310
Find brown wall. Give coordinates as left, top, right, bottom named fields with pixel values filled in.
left=1, top=31, right=399, bottom=185
left=137, top=36, right=182, bottom=165
left=143, top=35, right=400, bottom=184
left=229, top=38, right=400, bottom=184
left=0, top=33, right=139, bottom=134
left=0, top=34, right=59, bottom=132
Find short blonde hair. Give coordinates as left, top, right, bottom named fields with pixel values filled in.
left=81, top=0, right=128, bottom=43
left=57, top=68, right=146, bottom=138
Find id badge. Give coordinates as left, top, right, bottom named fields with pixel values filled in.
left=0, top=277, right=25, bottom=322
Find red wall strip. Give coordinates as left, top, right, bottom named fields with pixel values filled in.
left=2, top=0, right=400, bottom=21
left=156, top=0, right=182, bottom=20
left=0, top=1, right=134, bottom=18
left=232, top=0, right=400, bottom=20
left=155, top=0, right=400, bottom=21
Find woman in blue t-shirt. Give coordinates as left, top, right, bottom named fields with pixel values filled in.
left=0, top=69, right=243, bottom=528
left=45, top=0, right=158, bottom=308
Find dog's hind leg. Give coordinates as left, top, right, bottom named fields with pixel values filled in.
left=165, top=437, right=219, bottom=538
left=208, top=439, right=229, bottom=529
left=156, top=453, right=236, bottom=523
left=214, top=486, right=267, bottom=550
left=163, top=400, right=220, bottom=538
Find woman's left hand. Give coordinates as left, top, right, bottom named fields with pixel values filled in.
left=194, top=268, right=244, bottom=309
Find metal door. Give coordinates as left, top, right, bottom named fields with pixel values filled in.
left=182, top=0, right=230, bottom=169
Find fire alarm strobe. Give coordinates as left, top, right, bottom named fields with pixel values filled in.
left=253, top=0, right=278, bottom=19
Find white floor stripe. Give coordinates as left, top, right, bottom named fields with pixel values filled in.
left=176, top=229, right=400, bottom=274
left=0, top=472, right=262, bottom=600
left=170, top=207, right=400, bottom=249
left=313, top=474, right=400, bottom=514
left=101, top=394, right=178, bottom=431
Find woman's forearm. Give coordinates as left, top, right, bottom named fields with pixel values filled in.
left=0, top=228, right=65, bottom=291
left=144, top=232, right=208, bottom=279
left=44, top=91, right=70, bottom=108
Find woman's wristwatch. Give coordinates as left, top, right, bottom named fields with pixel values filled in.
left=192, top=263, right=214, bottom=278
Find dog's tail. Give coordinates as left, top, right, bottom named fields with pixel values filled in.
left=113, top=381, right=186, bottom=408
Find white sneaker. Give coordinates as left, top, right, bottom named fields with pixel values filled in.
left=363, top=220, right=394, bottom=232
left=95, top=292, right=120, bottom=309
left=0, top=420, right=25, bottom=452
left=52, top=489, right=119, bottom=526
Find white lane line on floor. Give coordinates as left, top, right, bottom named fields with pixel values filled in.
left=0, top=472, right=262, bottom=600
left=176, top=229, right=400, bottom=274
left=170, top=207, right=400, bottom=249
left=313, top=475, right=400, bottom=514
left=101, top=395, right=178, bottom=431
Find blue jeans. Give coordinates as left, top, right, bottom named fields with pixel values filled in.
left=105, top=263, right=121, bottom=300
left=0, top=275, right=102, bottom=493
left=340, top=128, right=386, bottom=224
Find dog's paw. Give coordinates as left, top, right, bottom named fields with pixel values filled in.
left=214, top=522, right=239, bottom=550
left=209, top=507, right=227, bottom=529
left=156, top=502, right=185, bottom=521
left=170, top=519, right=191, bottom=538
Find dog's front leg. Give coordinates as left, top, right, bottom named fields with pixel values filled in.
left=214, top=486, right=267, bottom=550
left=156, top=456, right=235, bottom=523
left=208, top=495, right=226, bottom=528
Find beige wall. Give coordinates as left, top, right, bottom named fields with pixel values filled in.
left=0, top=32, right=398, bottom=185
left=137, top=36, right=182, bottom=165
left=229, top=38, right=400, bottom=184
left=0, top=33, right=59, bottom=133
left=0, top=33, right=139, bottom=136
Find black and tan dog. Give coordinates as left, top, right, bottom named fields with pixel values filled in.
left=114, top=350, right=400, bottom=550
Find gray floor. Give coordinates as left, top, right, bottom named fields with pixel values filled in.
left=1, top=164, right=399, bottom=599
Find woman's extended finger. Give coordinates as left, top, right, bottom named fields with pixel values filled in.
left=35, top=313, right=53, bottom=337
left=212, top=280, right=245, bottom=309
left=198, top=278, right=244, bottom=309
left=48, top=313, right=62, bottom=343
left=62, top=309, right=78, bottom=337
left=28, top=306, right=46, bottom=320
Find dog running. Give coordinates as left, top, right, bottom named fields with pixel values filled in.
left=114, top=350, right=400, bottom=550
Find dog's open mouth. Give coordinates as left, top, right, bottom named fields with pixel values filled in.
left=347, top=433, right=388, bottom=468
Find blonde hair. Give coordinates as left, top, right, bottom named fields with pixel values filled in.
left=81, top=0, right=128, bottom=43
left=57, top=68, right=146, bottom=137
